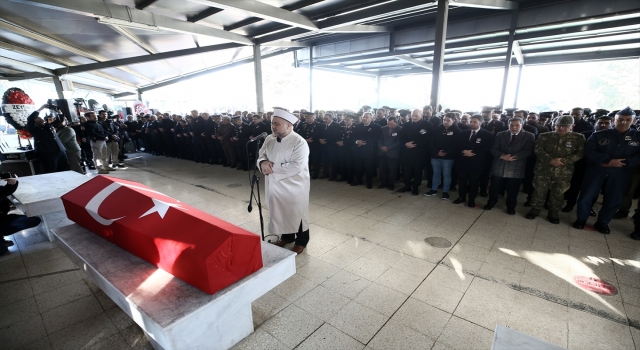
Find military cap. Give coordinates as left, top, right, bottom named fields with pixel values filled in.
left=398, top=109, right=411, bottom=117
left=597, top=115, right=612, bottom=121
left=556, top=116, right=574, bottom=126
left=231, top=115, right=240, bottom=120
left=344, top=114, right=354, bottom=119
left=303, top=112, right=315, bottom=117
left=617, top=106, right=637, bottom=117
left=481, top=106, right=495, bottom=112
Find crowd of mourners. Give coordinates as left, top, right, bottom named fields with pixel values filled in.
left=22, top=104, right=640, bottom=241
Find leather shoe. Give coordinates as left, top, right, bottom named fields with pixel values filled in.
left=613, top=211, right=629, bottom=219
left=271, top=239, right=294, bottom=247
left=561, top=203, right=574, bottom=213
left=483, top=204, right=493, bottom=210
left=547, top=210, right=560, bottom=224
left=525, top=208, right=539, bottom=220
left=506, top=208, right=516, bottom=215
left=593, top=221, right=610, bottom=234
left=467, top=200, right=475, bottom=208
left=3, top=239, right=14, bottom=247
left=367, top=184, right=373, bottom=189
left=453, top=198, right=465, bottom=204
left=631, top=231, right=640, bottom=240
left=573, top=219, right=586, bottom=229
left=479, top=190, right=488, bottom=197
left=336, top=178, right=345, bottom=182
left=411, top=190, right=419, bottom=196
left=350, top=181, right=361, bottom=187
left=397, top=187, right=410, bottom=193
left=292, top=245, right=305, bottom=254
left=523, top=200, right=531, bottom=207
left=590, top=209, right=597, bottom=217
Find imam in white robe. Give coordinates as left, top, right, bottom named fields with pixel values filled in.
left=257, top=132, right=310, bottom=234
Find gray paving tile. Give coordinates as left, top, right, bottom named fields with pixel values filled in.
left=48, top=312, right=119, bottom=350
left=41, top=294, right=104, bottom=334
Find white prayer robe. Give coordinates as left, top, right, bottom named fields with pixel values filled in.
left=257, top=132, right=310, bottom=234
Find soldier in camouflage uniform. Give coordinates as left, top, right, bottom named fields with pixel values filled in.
left=526, top=116, right=586, bottom=224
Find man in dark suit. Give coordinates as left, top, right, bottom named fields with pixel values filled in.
left=453, top=115, right=493, bottom=207
left=399, top=109, right=433, bottom=195
left=377, top=116, right=403, bottom=191
left=319, top=113, right=341, bottom=180
left=571, top=107, right=595, bottom=134
left=26, top=105, right=67, bottom=174
left=484, top=117, right=535, bottom=215
left=353, top=112, right=381, bottom=189
left=479, top=106, right=502, bottom=197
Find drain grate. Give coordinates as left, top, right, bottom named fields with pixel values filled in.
left=424, top=237, right=452, bottom=248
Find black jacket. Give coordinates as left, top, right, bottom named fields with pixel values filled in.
left=455, top=128, right=494, bottom=171
left=400, top=119, right=433, bottom=161
left=353, top=122, right=381, bottom=152
left=430, top=124, right=461, bottom=159
left=84, top=120, right=107, bottom=141
left=320, top=122, right=341, bottom=149
left=26, top=111, right=65, bottom=154
left=0, top=180, right=18, bottom=217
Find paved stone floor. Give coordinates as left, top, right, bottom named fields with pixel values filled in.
left=1, top=152, right=639, bottom=349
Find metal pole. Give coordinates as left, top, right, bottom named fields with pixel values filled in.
left=137, top=90, right=142, bottom=101
left=499, top=7, right=519, bottom=110
left=513, top=64, right=523, bottom=108
left=376, top=75, right=381, bottom=108
left=52, top=75, right=64, bottom=99
left=253, top=44, right=265, bottom=113
left=309, top=46, right=313, bottom=111
left=429, top=0, right=449, bottom=109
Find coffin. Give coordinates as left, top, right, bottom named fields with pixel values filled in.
left=61, top=176, right=263, bottom=294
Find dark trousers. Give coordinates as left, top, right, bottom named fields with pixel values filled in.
left=488, top=176, right=523, bottom=210
left=0, top=214, right=41, bottom=253
left=618, top=166, right=640, bottom=214
left=205, top=138, right=217, bottom=164
left=479, top=155, right=493, bottom=193
left=355, top=147, right=376, bottom=185
left=222, top=141, right=236, bottom=166
left=402, top=161, right=424, bottom=191
left=236, top=140, right=249, bottom=170
left=339, top=147, right=354, bottom=182
left=80, top=142, right=94, bottom=167
left=321, top=146, right=338, bottom=179
left=280, top=221, right=310, bottom=247
left=192, top=143, right=205, bottom=163
left=577, top=168, right=632, bottom=224
left=458, top=169, right=483, bottom=201
left=309, top=146, right=321, bottom=178
left=213, top=139, right=225, bottom=164
left=523, top=155, right=536, bottom=201
left=39, top=151, right=68, bottom=174
left=564, top=160, right=587, bottom=207
left=379, top=155, right=399, bottom=187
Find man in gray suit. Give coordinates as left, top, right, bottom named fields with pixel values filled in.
left=377, top=117, right=403, bottom=191
left=484, top=117, right=535, bottom=215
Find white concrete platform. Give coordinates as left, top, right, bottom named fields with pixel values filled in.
left=51, top=223, right=296, bottom=350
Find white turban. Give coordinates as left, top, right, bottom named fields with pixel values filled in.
left=273, top=108, right=298, bottom=125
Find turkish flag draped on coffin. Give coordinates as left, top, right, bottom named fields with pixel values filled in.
left=61, top=176, right=263, bottom=295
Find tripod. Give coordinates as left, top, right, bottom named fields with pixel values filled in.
left=246, top=139, right=278, bottom=242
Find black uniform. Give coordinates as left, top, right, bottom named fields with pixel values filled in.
left=319, top=121, right=341, bottom=180
left=353, top=122, right=381, bottom=187
left=301, top=121, right=323, bottom=178
left=399, top=120, right=432, bottom=194
left=337, top=123, right=356, bottom=183
left=455, top=128, right=493, bottom=204
left=26, top=112, right=67, bottom=173
left=234, top=121, right=252, bottom=170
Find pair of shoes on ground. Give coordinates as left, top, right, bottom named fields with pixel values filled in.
left=424, top=190, right=449, bottom=200
left=453, top=198, right=476, bottom=208
left=525, top=209, right=560, bottom=224
left=271, top=240, right=305, bottom=254
left=573, top=220, right=610, bottom=234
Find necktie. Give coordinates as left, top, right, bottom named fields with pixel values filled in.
left=510, top=134, right=516, bottom=144
left=470, top=130, right=476, bottom=141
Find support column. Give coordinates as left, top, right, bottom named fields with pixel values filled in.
left=137, top=90, right=142, bottom=101
left=52, top=75, right=64, bottom=99
left=389, top=32, right=395, bottom=52
left=253, top=44, right=264, bottom=113
left=513, top=64, right=523, bottom=108
left=309, top=46, right=313, bottom=111
left=376, top=75, right=381, bottom=108
left=498, top=7, right=519, bottom=109
left=429, top=0, right=449, bottom=109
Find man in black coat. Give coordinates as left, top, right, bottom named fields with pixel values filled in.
left=571, top=107, right=595, bottom=134
left=190, top=110, right=206, bottom=163
left=337, top=114, right=356, bottom=183
left=0, top=175, right=41, bottom=255
left=232, top=115, right=252, bottom=171
left=425, top=113, right=461, bottom=200
left=353, top=112, right=381, bottom=189
left=398, top=109, right=432, bottom=195
left=25, top=105, right=67, bottom=174
left=319, top=113, right=342, bottom=180
left=377, top=117, right=402, bottom=190
left=453, top=114, right=493, bottom=207
left=301, top=112, right=323, bottom=179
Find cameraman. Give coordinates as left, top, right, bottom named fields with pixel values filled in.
left=0, top=174, right=41, bottom=255
left=26, top=104, right=68, bottom=173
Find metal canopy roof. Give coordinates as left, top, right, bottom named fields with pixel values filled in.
left=0, top=0, right=639, bottom=98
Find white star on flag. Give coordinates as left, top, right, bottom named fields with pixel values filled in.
left=139, top=198, right=183, bottom=219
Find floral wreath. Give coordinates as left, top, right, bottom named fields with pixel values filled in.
left=2, top=87, right=35, bottom=139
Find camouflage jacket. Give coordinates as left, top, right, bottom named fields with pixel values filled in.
left=534, top=131, right=586, bottom=176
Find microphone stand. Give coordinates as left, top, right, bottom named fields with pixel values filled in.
left=246, top=138, right=277, bottom=243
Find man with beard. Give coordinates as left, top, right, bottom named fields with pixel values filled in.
left=232, top=115, right=251, bottom=171
left=527, top=112, right=549, bottom=135
left=571, top=107, right=594, bottom=134
left=353, top=112, right=381, bottom=189
left=398, top=109, right=432, bottom=195
left=189, top=110, right=206, bottom=163
left=453, top=114, right=493, bottom=207
left=423, top=105, right=441, bottom=127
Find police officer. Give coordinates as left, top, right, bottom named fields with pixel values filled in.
left=301, top=112, right=322, bottom=179
left=574, top=107, right=640, bottom=234
left=353, top=112, right=381, bottom=189
left=337, top=114, right=356, bottom=183
left=319, top=113, right=341, bottom=180
left=233, top=115, right=251, bottom=171
left=525, top=116, right=585, bottom=224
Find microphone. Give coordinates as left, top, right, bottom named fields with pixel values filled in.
left=249, top=132, right=268, bottom=142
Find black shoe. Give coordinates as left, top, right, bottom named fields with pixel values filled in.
left=547, top=210, right=560, bottom=224
left=573, top=219, right=586, bottom=229
left=366, top=184, right=373, bottom=189
left=483, top=204, right=493, bottom=210
left=424, top=190, right=438, bottom=197
left=594, top=222, right=610, bottom=234
left=561, top=203, right=574, bottom=213
left=479, top=190, right=488, bottom=197
left=507, top=208, right=516, bottom=215
left=467, top=200, right=475, bottom=208
left=397, top=187, right=410, bottom=193
left=442, top=192, right=449, bottom=200
left=88, top=166, right=96, bottom=170
left=525, top=208, right=539, bottom=220
left=523, top=201, right=531, bottom=207
left=377, top=184, right=387, bottom=189
left=411, top=191, right=419, bottom=196
left=453, top=198, right=465, bottom=204
left=590, top=209, right=597, bottom=217
left=350, top=181, right=360, bottom=186
left=613, top=211, right=629, bottom=219
left=631, top=231, right=640, bottom=240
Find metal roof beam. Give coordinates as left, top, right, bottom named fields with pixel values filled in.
left=188, top=0, right=318, bottom=30
left=0, top=40, right=138, bottom=88
left=395, top=55, right=433, bottom=70
left=187, top=7, right=225, bottom=23
left=114, top=92, right=137, bottom=98
left=0, top=56, right=54, bottom=75
left=314, top=66, right=378, bottom=77
left=53, top=43, right=244, bottom=75
left=134, top=0, right=158, bottom=10
left=10, top=0, right=253, bottom=45
left=263, top=41, right=312, bottom=47
left=450, top=0, right=516, bottom=10
left=512, top=41, right=524, bottom=64
left=323, top=25, right=392, bottom=33
left=224, top=0, right=324, bottom=31
left=139, top=48, right=301, bottom=93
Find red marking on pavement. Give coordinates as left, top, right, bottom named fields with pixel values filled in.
left=584, top=224, right=596, bottom=231
left=574, top=276, right=617, bottom=296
